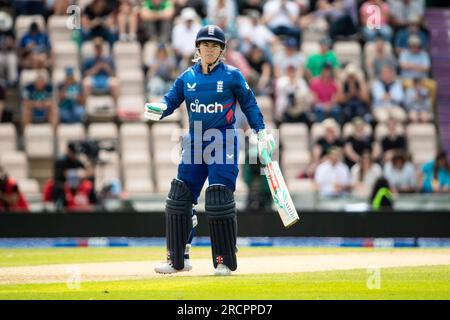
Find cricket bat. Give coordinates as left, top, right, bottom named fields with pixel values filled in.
left=262, top=151, right=300, bottom=228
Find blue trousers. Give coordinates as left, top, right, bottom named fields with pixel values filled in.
left=177, top=129, right=239, bottom=204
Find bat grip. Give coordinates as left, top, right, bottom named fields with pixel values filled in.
left=261, top=149, right=271, bottom=165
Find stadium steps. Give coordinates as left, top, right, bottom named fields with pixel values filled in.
left=425, top=8, right=450, bottom=155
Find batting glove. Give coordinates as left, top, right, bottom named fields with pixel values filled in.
left=257, top=129, right=276, bottom=165
left=143, top=102, right=167, bottom=121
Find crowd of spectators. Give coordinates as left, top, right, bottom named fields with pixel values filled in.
left=0, top=0, right=449, bottom=211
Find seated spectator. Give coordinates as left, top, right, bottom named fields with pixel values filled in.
left=370, top=176, right=394, bottom=210
left=314, top=0, right=358, bottom=40
left=140, top=0, right=175, bottom=42
left=305, top=118, right=343, bottom=178
left=273, top=37, right=305, bottom=78
left=0, top=166, right=29, bottom=212
left=344, top=117, right=381, bottom=168
left=224, top=39, right=253, bottom=80
left=207, top=0, right=238, bottom=28
left=82, top=38, right=119, bottom=105
left=238, top=10, right=276, bottom=55
left=381, top=118, right=407, bottom=163
left=404, top=77, right=432, bottom=123
left=340, top=64, right=372, bottom=123
left=58, top=67, right=86, bottom=124
left=360, top=0, right=393, bottom=42
left=245, top=45, right=272, bottom=96
left=117, top=0, right=139, bottom=42
left=305, top=37, right=340, bottom=79
left=388, top=0, right=424, bottom=29
left=399, top=35, right=430, bottom=81
left=0, top=11, right=17, bottom=86
left=274, top=63, right=312, bottom=124
left=19, top=22, right=52, bottom=69
left=173, top=0, right=206, bottom=18
left=309, top=62, right=343, bottom=123
left=262, top=0, right=302, bottom=47
left=22, top=73, right=58, bottom=130
left=366, top=37, right=397, bottom=80
left=147, top=43, right=177, bottom=98
left=81, top=0, right=116, bottom=46
left=394, top=14, right=428, bottom=54
left=314, top=147, right=352, bottom=197
left=371, top=65, right=406, bottom=123
left=351, top=149, right=383, bottom=197
left=0, top=81, right=12, bottom=123
left=237, top=0, right=265, bottom=15
left=383, top=151, right=417, bottom=193
left=171, top=7, right=202, bottom=64
left=420, top=150, right=450, bottom=193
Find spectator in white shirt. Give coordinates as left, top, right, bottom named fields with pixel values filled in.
left=351, top=149, right=383, bottom=197
left=384, top=151, right=418, bottom=193
left=314, top=147, right=352, bottom=197
left=171, top=7, right=202, bottom=63
left=238, top=10, right=277, bottom=55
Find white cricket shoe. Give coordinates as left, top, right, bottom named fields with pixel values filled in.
left=214, top=263, right=232, bottom=276
left=154, top=260, right=192, bottom=274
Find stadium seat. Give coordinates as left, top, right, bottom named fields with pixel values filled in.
left=342, top=122, right=373, bottom=139
left=24, top=124, right=54, bottom=159
left=310, top=122, right=341, bottom=143
left=117, top=95, right=146, bottom=121
left=95, top=150, right=120, bottom=192
left=279, top=123, right=311, bottom=178
left=85, top=95, right=116, bottom=121
left=374, top=123, right=405, bottom=141
left=81, top=40, right=110, bottom=60
left=48, top=15, right=73, bottom=42
left=142, top=41, right=158, bottom=67
left=53, top=41, right=80, bottom=69
left=117, top=69, right=145, bottom=96
left=113, top=41, right=142, bottom=71
left=285, top=178, right=315, bottom=193
left=333, top=41, right=362, bottom=67
left=120, top=122, right=150, bottom=154
left=57, top=123, right=86, bottom=156
left=0, top=151, right=28, bottom=179
left=122, top=153, right=151, bottom=184
left=0, top=123, right=17, bottom=152
left=124, top=178, right=154, bottom=196
left=17, top=178, right=41, bottom=198
left=15, top=15, right=46, bottom=41
left=19, top=69, right=49, bottom=89
left=406, top=123, right=437, bottom=166
left=88, top=122, right=118, bottom=141
left=301, top=41, right=320, bottom=57
left=256, top=96, right=274, bottom=124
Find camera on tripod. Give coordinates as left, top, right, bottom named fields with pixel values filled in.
left=69, top=139, right=117, bottom=165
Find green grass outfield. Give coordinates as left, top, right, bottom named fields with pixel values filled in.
left=0, top=247, right=449, bottom=300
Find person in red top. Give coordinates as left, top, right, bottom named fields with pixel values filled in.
left=309, top=62, right=343, bottom=123
left=0, top=166, right=29, bottom=212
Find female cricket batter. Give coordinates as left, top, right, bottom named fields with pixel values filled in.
left=144, top=25, right=275, bottom=276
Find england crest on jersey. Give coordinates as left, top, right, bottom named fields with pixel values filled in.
left=217, top=81, right=223, bottom=93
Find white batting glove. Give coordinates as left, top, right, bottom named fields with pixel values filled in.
left=143, top=102, right=167, bottom=121
left=257, top=129, right=276, bottom=165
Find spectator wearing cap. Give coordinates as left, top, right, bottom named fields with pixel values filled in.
left=304, top=118, right=343, bottom=178
left=81, top=0, right=116, bottom=47
left=245, top=45, right=273, bottom=96
left=274, top=63, right=311, bottom=124
left=388, top=0, right=424, bottom=28
left=344, top=117, right=381, bottom=168
left=366, top=37, right=397, bottom=80
left=383, top=150, right=417, bottom=194
left=351, top=149, right=383, bottom=197
left=207, top=0, right=238, bottom=28
left=273, top=37, right=305, bottom=78
left=22, top=73, right=58, bottom=131
left=140, top=0, right=175, bottom=43
left=394, top=13, right=428, bottom=55
left=314, top=147, right=352, bottom=198
left=147, top=43, right=177, bottom=98
left=0, top=11, right=17, bottom=86
left=238, top=9, right=276, bottom=54
left=0, top=166, right=29, bottom=212
left=262, top=0, right=302, bottom=47
left=19, top=22, right=52, bottom=69
left=117, top=0, right=139, bottom=42
left=404, top=77, right=432, bottom=123
left=82, top=38, right=119, bottom=105
left=171, top=7, right=202, bottom=64
left=339, top=63, right=372, bottom=123
left=419, top=150, right=450, bottom=193
left=360, top=0, right=393, bottom=42
left=371, top=64, right=407, bottom=123
left=305, top=37, right=340, bottom=79
left=58, top=67, right=86, bottom=124
left=309, top=62, right=343, bottom=123
left=399, top=35, right=430, bottom=80
left=381, top=118, right=408, bottom=163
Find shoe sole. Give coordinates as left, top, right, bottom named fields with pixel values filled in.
left=154, top=266, right=192, bottom=274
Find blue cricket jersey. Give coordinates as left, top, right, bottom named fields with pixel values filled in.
left=161, top=61, right=265, bottom=133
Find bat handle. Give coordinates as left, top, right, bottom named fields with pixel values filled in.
left=261, top=149, right=272, bottom=165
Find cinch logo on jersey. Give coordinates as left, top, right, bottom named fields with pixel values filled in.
left=190, top=99, right=223, bottom=113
